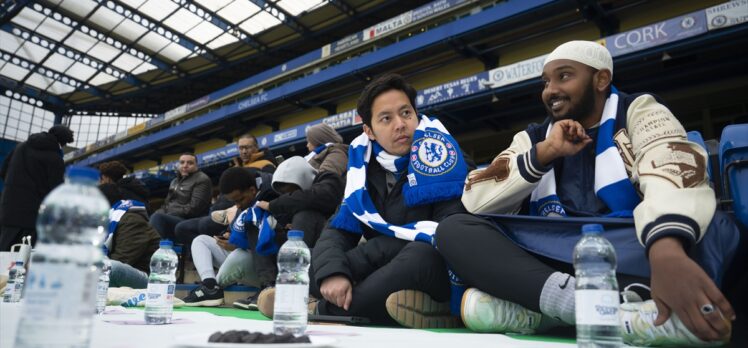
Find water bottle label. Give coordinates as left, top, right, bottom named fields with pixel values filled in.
left=575, top=290, right=620, bottom=326
left=146, top=283, right=175, bottom=307
left=274, top=284, right=308, bottom=314
left=21, top=263, right=90, bottom=320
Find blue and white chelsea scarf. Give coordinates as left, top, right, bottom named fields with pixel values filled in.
left=304, top=143, right=333, bottom=162
left=330, top=115, right=467, bottom=244
left=232, top=204, right=278, bottom=256
left=530, top=87, right=640, bottom=217
left=104, top=200, right=146, bottom=255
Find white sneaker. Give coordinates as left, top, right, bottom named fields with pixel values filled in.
left=460, top=288, right=541, bottom=334
left=619, top=299, right=729, bottom=347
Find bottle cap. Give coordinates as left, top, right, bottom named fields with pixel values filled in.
left=66, top=165, right=100, bottom=182
left=159, top=240, right=174, bottom=247
left=15, top=261, right=23, bottom=266
left=581, top=224, right=604, bottom=234
left=287, top=230, right=304, bottom=239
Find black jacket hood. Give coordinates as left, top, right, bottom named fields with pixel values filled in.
left=27, top=132, right=61, bottom=152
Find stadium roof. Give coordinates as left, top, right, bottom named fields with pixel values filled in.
left=0, top=0, right=427, bottom=113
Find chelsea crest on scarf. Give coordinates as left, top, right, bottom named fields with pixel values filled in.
left=331, top=115, right=467, bottom=244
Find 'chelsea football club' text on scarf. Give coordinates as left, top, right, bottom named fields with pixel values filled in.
left=330, top=115, right=467, bottom=244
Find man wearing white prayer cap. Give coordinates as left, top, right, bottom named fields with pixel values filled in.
left=435, top=40, right=740, bottom=346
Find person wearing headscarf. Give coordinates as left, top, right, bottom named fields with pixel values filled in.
left=304, top=123, right=348, bottom=176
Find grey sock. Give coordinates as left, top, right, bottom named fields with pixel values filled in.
left=539, top=272, right=576, bottom=325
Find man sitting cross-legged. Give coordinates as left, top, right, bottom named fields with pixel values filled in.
left=309, top=73, right=474, bottom=327
left=435, top=41, right=740, bottom=346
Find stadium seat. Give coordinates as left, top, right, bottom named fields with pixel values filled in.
left=719, top=124, right=748, bottom=228
left=687, top=130, right=713, bottom=181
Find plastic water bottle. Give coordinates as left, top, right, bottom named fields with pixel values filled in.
left=273, top=230, right=311, bottom=336
left=144, top=240, right=178, bottom=324
left=15, top=166, right=109, bottom=348
left=573, top=224, right=622, bottom=347
left=96, top=257, right=111, bottom=314
left=3, top=261, right=25, bottom=302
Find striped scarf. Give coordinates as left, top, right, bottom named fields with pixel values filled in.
left=304, top=143, right=333, bottom=162
left=530, top=87, right=640, bottom=217
left=232, top=204, right=278, bottom=255
left=104, top=200, right=146, bottom=255
left=330, top=115, right=467, bottom=244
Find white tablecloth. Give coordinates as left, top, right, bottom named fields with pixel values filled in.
left=0, top=303, right=575, bottom=348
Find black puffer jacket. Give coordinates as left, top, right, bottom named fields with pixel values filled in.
left=0, top=132, right=64, bottom=229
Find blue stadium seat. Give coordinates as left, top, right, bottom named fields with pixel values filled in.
left=719, top=124, right=748, bottom=228
left=687, top=130, right=712, bottom=181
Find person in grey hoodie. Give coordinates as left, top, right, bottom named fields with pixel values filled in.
left=234, top=156, right=345, bottom=311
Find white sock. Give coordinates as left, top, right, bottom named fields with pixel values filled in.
left=539, top=272, right=576, bottom=325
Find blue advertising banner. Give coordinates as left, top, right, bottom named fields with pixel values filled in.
left=412, top=0, right=466, bottom=22
left=606, top=10, right=707, bottom=57
left=197, top=144, right=238, bottom=165
left=256, top=109, right=359, bottom=149
left=416, top=72, right=490, bottom=108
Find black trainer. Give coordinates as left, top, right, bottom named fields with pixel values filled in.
left=233, top=291, right=260, bottom=311
left=182, top=284, right=224, bottom=307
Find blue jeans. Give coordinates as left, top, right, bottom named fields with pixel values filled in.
left=110, top=259, right=148, bottom=289
left=149, top=212, right=186, bottom=240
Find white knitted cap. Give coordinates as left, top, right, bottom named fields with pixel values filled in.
left=544, top=40, right=613, bottom=77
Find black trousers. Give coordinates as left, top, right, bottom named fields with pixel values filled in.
left=310, top=236, right=451, bottom=325
left=175, top=215, right=226, bottom=248
left=435, top=213, right=649, bottom=313
left=255, top=210, right=329, bottom=286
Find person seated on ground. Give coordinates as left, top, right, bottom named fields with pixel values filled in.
left=232, top=133, right=276, bottom=173
left=435, top=41, right=740, bottom=346
left=181, top=167, right=267, bottom=307
left=98, top=183, right=161, bottom=289
left=98, top=160, right=151, bottom=213
left=304, top=123, right=349, bottom=176
left=235, top=156, right=343, bottom=313
left=150, top=153, right=212, bottom=240
left=308, top=73, right=474, bottom=328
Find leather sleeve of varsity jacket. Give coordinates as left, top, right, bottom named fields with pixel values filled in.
left=627, top=94, right=715, bottom=253
left=461, top=130, right=550, bottom=214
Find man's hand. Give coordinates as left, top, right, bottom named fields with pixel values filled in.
left=536, top=119, right=592, bottom=166
left=320, top=275, right=352, bottom=311
left=649, top=237, right=734, bottom=341
left=214, top=232, right=236, bottom=252
left=256, top=201, right=270, bottom=211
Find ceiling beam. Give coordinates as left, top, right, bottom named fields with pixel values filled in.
left=0, top=0, right=30, bottom=26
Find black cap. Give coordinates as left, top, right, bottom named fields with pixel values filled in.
left=48, top=125, right=74, bottom=145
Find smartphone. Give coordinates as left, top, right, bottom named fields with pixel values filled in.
left=307, top=314, right=371, bottom=325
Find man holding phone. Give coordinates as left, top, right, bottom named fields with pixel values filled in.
left=181, top=167, right=263, bottom=306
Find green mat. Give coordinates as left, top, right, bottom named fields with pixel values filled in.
left=172, top=307, right=576, bottom=344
